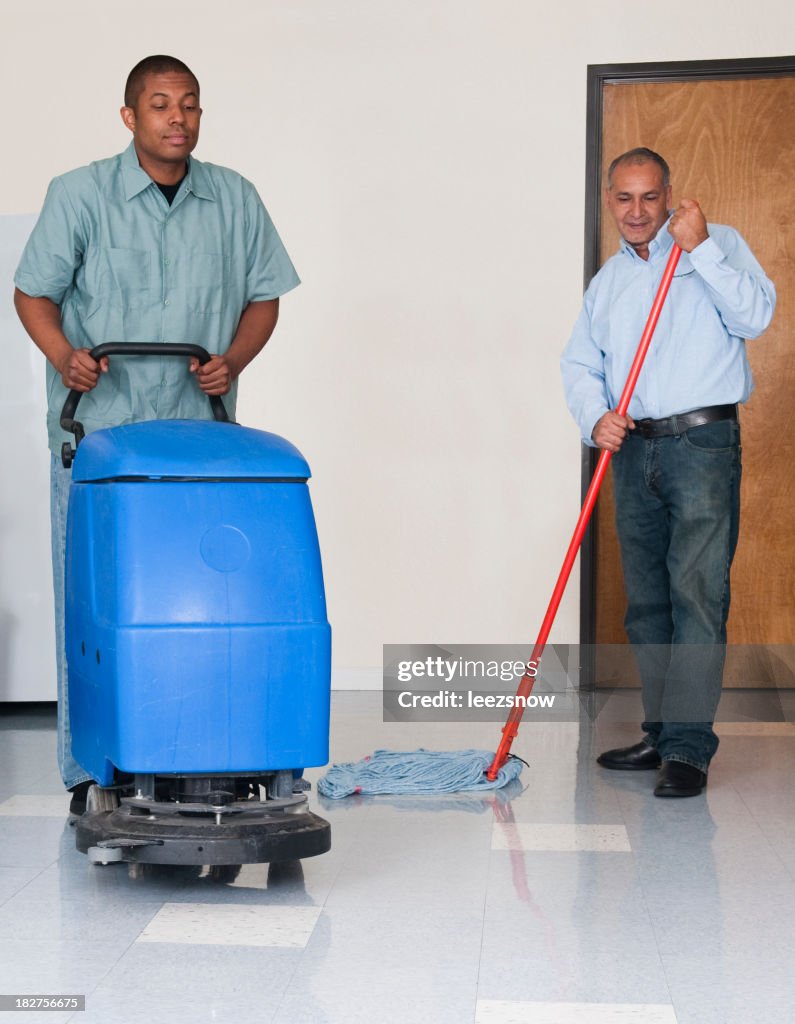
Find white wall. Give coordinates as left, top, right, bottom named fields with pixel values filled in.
left=1, top=1, right=792, bottom=696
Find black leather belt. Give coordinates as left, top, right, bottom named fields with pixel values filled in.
left=630, top=404, right=738, bottom=439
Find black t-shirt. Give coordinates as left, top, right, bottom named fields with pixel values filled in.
left=155, top=175, right=186, bottom=206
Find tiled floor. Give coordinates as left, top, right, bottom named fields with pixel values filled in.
left=1, top=691, right=795, bottom=1023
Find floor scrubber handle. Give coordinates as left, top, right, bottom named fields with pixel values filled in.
left=60, top=343, right=230, bottom=468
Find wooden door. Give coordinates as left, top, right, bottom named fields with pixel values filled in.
left=592, top=72, right=795, bottom=688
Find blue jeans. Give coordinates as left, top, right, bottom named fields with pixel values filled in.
left=611, top=417, right=742, bottom=772
left=51, top=454, right=91, bottom=790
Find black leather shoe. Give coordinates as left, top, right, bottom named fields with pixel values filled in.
left=597, top=740, right=661, bottom=771
left=654, top=761, right=707, bottom=798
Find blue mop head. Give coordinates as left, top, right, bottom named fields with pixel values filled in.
left=317, top=748, right=524, bottom=799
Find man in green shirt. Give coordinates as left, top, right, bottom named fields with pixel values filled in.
left=14, top=55, right=300, bottom=810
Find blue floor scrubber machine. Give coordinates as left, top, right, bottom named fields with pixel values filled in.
left=60, top=343, right=331, bottom=866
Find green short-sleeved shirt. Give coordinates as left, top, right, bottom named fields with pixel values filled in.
left=15, top=142, right=300, bottom=452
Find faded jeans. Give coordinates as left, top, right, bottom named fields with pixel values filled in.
left=611, top=417, right=742, bottom=773
left=51, top=453, right=91, bottom=790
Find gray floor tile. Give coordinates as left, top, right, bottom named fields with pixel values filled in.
left=481, top=855, right=658, bottom=965
left=272, top=903, right=482, bottom=1024
left=0, top=938, right=132, bottom=995
left=0, top=864, right=48, bottom=905
left=475, top=999, right=677, bottom=1023
left=78, top=943, right=299, bottom=1024
left=477, top=952, right=673, bottom=1006
left=662, top=954, right=795, bottom=1024
left=0, top=890, right=160, bottom=943
left=644, top=880, right=795, bottom=957
left=0, top=816, right=72, bottom=868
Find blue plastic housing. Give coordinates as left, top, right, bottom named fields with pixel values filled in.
left=66, top=421, right=331, bottom=785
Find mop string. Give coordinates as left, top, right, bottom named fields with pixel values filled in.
left=318, top=749, right=523, bottom=799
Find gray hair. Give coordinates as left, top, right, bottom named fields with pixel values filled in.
left=607, top=147, right=670, bottom=189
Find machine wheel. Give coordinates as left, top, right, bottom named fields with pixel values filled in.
left=85, top=785, right=121, bottom=815
left=87, top=845, right=123, bottom=866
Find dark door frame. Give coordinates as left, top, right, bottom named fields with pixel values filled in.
left=578, top=55, right=795, bottom=689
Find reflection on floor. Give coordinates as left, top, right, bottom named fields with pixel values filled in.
left=1, top=690, right=795, bottom=1024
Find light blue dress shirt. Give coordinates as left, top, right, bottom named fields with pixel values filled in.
left=560, top=218, right=776, bottom=445
left=15, top=142, right=300, bottom=452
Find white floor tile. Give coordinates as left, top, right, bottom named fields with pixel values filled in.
left=475, top=1000, right=678, bottom=1023
left=492, top=822, right=631, bottom=852
left=137, top=902, right=321, bottom=947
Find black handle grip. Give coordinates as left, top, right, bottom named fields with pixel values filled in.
left=60, top=343, right=230, bottom=467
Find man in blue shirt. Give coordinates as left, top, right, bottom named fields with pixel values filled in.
left=561, top=147, right=775, bottom=797
left=14, top=55, right=300, bottom=812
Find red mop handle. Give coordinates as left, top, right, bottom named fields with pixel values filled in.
left=486, top=243, right=682, bottom=780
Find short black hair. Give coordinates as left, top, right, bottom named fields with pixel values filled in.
left=124, top=55, right=199, bottom=108
left=607, top=147, right=670, bottom=189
